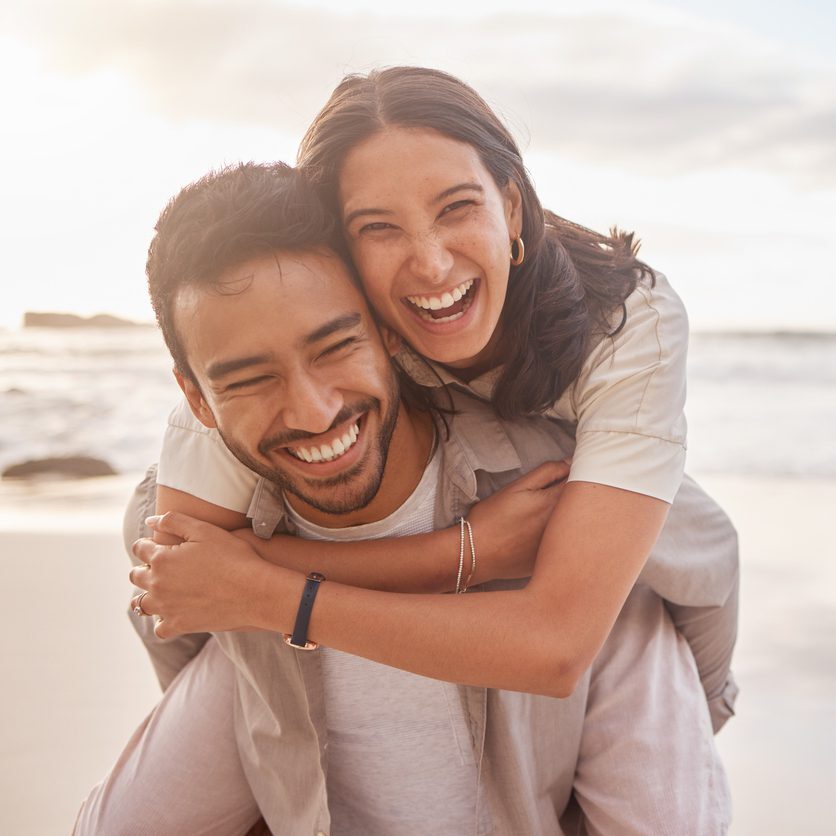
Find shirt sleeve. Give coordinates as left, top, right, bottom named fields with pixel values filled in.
left=550, top=271, right=689, bottom=503
left=156, top=399, right=260, bottom=513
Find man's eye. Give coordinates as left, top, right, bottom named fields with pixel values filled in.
left=320, top=337, right=358, bottom=358
left=226, top=376, right=269, bottom=391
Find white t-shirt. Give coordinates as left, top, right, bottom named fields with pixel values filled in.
left=286, top=449, right=478, bottom=835
left=157, top=271, right=688, bottom=508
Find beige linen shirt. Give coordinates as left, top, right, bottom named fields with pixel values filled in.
left=128, top=390, right=734, bottom=833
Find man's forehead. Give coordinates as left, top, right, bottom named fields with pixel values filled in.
left=174, top=248, right=368, bottom=320
left=173, top=248, right=375, bottom=371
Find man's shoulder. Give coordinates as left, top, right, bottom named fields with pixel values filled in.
left=436, top=389, right=575, bottom=479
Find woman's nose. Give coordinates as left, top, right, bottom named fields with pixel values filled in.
left=407, top=231, right=454, bottom=285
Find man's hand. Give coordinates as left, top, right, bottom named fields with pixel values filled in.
left=467, top=460, right=570, bottom=582
left=130, top=512, right=283, bottom=639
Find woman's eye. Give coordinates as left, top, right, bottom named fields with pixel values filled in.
left=358, top=221, right=393, bottom=234
left=441, top=200, right=474, bottom=216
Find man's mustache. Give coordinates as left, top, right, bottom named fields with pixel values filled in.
left=257, top=398, right=378, bottom=455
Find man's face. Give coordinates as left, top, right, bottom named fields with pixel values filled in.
left=174, top=248, right=402, bottom=518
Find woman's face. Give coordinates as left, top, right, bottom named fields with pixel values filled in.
left=338, top=127, right=522, bottom=371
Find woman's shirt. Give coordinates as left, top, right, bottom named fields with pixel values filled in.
left=397, top=270, right=688, bottom=503
left=157, top=271, right=688, bottom=508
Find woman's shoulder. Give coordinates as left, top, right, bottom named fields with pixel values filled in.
left=578, top=269, right=689, bottom=399
left=547, top=268, right=689, bottom=501
left=626, top=269, right=688, bottom=332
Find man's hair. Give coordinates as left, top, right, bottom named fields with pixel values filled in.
left=146, top=162, right=341, bottom=379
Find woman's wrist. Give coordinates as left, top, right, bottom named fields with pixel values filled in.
left=249, top=561, right=309, bottom=633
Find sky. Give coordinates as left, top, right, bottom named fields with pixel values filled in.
left=1, top=0, right=834, bottom=332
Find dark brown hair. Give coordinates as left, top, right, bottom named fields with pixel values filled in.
left=146, top=162, right=340, bottom=379
left=145, top=161, right=451, bottom=427
left=298, top=67, right=652, bottom=419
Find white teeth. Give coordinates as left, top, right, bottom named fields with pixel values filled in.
left=289, top=422, right=360, bottom=464
left=407, top=279, right=474, bottom=311
left=415, top=309, right=465, bottom=324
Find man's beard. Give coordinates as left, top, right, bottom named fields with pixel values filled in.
left=217, top=379, right=401, bottom=517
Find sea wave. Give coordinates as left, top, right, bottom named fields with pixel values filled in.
left=1, top=327, right=834, bottom=479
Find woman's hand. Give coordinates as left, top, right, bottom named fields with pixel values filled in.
left=130, top=512, right=294, bottom=639
left=467, top=460, right=570, bottom=582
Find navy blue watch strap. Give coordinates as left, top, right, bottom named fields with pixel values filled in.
left=284, top=572, right=326, bottom=650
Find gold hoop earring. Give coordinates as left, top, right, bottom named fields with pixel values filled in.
left=510, top=236, right=525, bottom=267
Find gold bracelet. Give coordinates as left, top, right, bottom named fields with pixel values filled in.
left=455, top=517, right=476, bottom=594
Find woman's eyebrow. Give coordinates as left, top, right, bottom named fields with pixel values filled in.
left=433, top=182, right=483, bottom=203
left=343, top=206, right=393, bottom=227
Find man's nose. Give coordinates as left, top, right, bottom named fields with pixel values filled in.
left=407, top=230, right=454, bottom=285
left=280, top=371, right=343, bottom=435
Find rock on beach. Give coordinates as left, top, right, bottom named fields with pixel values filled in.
left=2, top=456, right=118, bottom=480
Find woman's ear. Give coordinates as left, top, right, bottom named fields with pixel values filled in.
left=174, top=368, right=217, bottom=429
left=380, top=325, right=402, bottom=357
left=504, top=179, right=524, bottom=238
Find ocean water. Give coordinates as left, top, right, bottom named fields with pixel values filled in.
left=1, top=326, right=835, bottom=480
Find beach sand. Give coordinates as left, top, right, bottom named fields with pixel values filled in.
left=0, top=473, right=834, bottom=834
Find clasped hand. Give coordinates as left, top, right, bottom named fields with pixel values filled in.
left=129, top=513, right=276, bottom=639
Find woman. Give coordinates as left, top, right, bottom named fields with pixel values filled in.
left=133, top=68, right=738, bottom=720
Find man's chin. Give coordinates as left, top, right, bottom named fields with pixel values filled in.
left=280, top=454, right=385, bottom=517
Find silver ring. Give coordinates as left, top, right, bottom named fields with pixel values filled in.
left=133, top=591, right=151, bottom=617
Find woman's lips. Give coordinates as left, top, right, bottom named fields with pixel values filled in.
left=403, top=278, right=478, bottom=323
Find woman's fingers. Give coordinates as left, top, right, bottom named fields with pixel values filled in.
left=521, top=459, right=571, bottom=490
left=131, top=535, right=157, bottom=565
left=129, top=556, right=152, bottom=589
left=145, top=511, right=225, bottom=543
left=130, top=591, right=153, bottom=616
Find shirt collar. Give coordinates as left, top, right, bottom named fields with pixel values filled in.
left=248, top=376, right=523, bottom=539
left=395, top=345, right=502, bottom=404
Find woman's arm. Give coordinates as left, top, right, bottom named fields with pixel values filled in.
left=156, top=462, right=569, bottom=593
left=130, top=479, right=666, bottom=699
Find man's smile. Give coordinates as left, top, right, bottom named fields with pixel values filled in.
left=286, top=418, right=361, bottom=463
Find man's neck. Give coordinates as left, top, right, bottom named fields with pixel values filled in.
left=285, top=403, right=435, bottom=528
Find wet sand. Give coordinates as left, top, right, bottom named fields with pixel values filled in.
left=0, top=473, right=834, bottom=834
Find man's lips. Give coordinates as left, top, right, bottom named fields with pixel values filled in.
left=285, top=418, right=361, bottom=464
left=403, top=278, right=478, bottom=323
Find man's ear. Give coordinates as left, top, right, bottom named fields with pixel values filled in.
left=174, top=368, right=217, bottom=429
left=380, top=325, right=402, bottom=357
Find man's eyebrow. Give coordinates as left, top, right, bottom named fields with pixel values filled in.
left=343, top=183, right=484, bottom=227
left=206, top=354, right=272, bottom=381
left=304, top=312, right=363, bottom=345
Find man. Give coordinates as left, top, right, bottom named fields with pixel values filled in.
left=77, top=163, right=729, bottom=835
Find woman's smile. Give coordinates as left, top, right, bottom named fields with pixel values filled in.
left=339, top=126, right=522, bottom=370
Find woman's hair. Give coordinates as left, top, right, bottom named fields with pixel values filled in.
left=298, top=66, right=652, bottom=419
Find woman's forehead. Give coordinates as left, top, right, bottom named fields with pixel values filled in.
left=338, top=126, right=494, bottom=208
